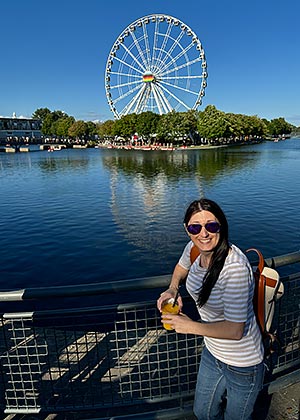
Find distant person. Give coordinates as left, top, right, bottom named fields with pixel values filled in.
left=157, top=198, right=264, bottom=420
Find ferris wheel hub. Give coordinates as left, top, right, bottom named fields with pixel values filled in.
left=143, top=72, right=155, bottom=83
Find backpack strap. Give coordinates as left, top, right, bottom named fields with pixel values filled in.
left=190, top=245, right=200, bottom=265
left=246, top=248, right=284, bottom=352
left=246, top=248, right=266, bottom=334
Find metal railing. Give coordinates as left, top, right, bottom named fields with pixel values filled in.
left=0, top=251, right=299, bottom=418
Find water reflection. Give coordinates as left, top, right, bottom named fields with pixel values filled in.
left=38, top=155, right=90, bottom=173
left=0, top=152, right=33, bottom=174
left=0, top=150, right=90, bottom=174
left=102, top=148, right=257, bottom=182
left=102, top=149, right=258, bottom=253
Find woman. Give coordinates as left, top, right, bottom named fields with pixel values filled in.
left=157, top=198, right=264, bottom=420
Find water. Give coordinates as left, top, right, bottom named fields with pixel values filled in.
left=1, top=139, right=300, bottom=291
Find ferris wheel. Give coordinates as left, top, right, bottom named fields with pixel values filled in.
left=105, top=14, right=208, bottom=119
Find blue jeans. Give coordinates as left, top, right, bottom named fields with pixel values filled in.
left=193, top=347, right=265, bottom=420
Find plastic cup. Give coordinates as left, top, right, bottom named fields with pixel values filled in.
left=161, top=298, right=180, bottom=330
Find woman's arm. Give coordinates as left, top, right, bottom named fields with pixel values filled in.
left=162, top=313, right=245, bottom=340
left=157, top=263, right=189, bottom=311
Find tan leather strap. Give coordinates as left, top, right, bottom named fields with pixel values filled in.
left=246, top=248, right=266, bottom=334
left=247, top=247, right=264, bottom=274
left=190, top=245, right=200, bottom=264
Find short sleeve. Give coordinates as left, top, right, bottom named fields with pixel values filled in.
left=221, top=263, right=253, bottom=323
left=178, top=241, right=194, bottom=270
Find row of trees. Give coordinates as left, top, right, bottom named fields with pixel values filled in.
left=32, top=108, right=98, bottom=140
left=32, top=106, right=296, bottom=144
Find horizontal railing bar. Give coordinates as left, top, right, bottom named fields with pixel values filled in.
left=2, top=300, right=159, bottom=319
left=0, top=250, right=299, bottom=302
left=265, top=250, right=300, bottom=268
left=0, top=274, right=172, bottom=301
left=4, top=409, right=41, bottom=414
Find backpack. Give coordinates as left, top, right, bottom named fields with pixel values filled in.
left=246, top=248, right=284, bottom=355
left=190, top=245, right=284, bottom=356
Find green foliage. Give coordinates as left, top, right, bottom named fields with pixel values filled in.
left=197, top=106, right=268, bottom=140
left=32, top=108, right=51, bottom=122
left=135, top=112, right=160, bottom=138
left=156, top=110, right=183, bottom=141
left=35, top=109, right=73, bottom=136
left=85, top=121, right=98, bottom=136
left=197, top=106, right=229, bottom=139
left=32, top=106, right=294, bottom=141
left=41, top=114, right=55, bottom=135
left=112, top=114, right=137, bottom=138
left=181, top=110, right=198, bottom=134
left=32, top=108, right=97, bottom=138
left=97, top=120, right=115, bottom=138
left=68, top=120, right=88, bottom=138
left=156, top=110, right=198, bottom=143
left=268, top=117, right=294, bottom=136
left=52, top=116, right=75, bottom=137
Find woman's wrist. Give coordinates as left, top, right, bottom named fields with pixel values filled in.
left=160, top=286, right=179, bottom=297
left=168, top=285, right=179, bottom=291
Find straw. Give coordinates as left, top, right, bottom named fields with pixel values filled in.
left=172, top=288, right=180, bottom=307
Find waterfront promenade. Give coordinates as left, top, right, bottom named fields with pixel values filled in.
left=1, top=140, right=299, bottom=419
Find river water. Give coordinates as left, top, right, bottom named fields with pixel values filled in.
left=0, top=139, right=300, bottom=291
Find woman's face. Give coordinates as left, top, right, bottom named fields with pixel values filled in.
left=187, top=210, right=220, bottom=253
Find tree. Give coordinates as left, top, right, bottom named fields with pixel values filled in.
left=156, top=110, right=184, bottom=142
left=180, top=110, right=199, bottom=143
left=85, top=121, right=97, bottom=137
left=135, top=111, right=160, bottom=139
left=112, top=114, right=137, bottom=139
left=41, top=113, right=55, bottom=135
left=32, top=108, right=51, bottom=122
left=53, top=116, right=75, bottom=137
left=97, top=120, right=115, bottom=138
left=197, top=105, right=229, bottom=140
left=68, top=121, right=87, bottom=139
left=33, top=108, right=72, bottom=136
left=225, top=113, right=245, bottom=137
left=268, top=118, right=294, bottom=136
left=247, top=115, right=268, bottom=137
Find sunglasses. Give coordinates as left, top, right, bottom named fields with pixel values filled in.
left=186, top=221, right=221, bottom=235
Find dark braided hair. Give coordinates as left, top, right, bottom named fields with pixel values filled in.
left=184, top=198, right=230, bottom=307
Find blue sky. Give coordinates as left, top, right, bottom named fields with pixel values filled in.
left=1, top=0, right=299, bottom=125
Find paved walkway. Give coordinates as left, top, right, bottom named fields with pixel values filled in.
left=257, top=382, right=300, bottom=420
left=3, top=382, right=300, bottom=419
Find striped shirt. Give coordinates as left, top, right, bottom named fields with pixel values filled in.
left=179, top=242, right=264, bottom=367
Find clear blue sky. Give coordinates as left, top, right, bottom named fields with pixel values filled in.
left=1, top=0, right=299, bottom=125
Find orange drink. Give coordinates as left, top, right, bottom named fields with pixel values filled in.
left=161, top=298, right=180, bottom=330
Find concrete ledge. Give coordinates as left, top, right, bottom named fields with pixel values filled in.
left=0, top=147, right=15, bottom=153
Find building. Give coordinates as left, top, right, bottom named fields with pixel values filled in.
left=0, top=116, right=42, bottom=140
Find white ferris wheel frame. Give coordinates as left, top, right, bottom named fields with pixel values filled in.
left=105, top=14, right=208, bottom=119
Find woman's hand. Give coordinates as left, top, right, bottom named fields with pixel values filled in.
left=157, top=264, right=188, bottom=311
left=161, top=312, right=195, bottom=334
left=157, top=288, right=183, bottom=312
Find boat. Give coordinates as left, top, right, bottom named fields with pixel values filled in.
left=47, top=145, right=62, bottom=152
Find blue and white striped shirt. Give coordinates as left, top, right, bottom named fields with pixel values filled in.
left=179, top=242, right=264, bottom=367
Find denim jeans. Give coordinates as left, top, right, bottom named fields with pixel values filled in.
left=193, top=347, right=265, bottom=420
